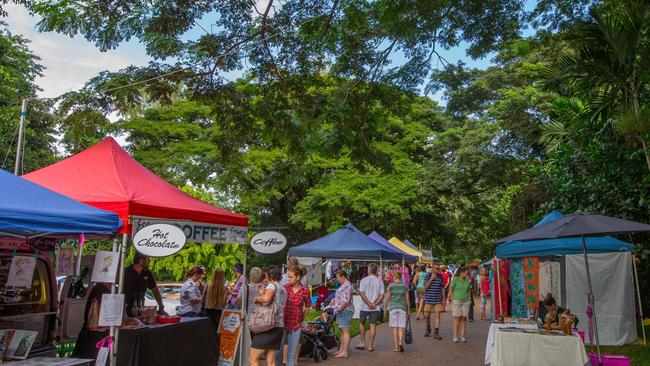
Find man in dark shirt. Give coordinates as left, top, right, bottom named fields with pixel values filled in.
left=123, top=252, right=167, bottom=317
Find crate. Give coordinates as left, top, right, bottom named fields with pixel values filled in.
left=588, top=353, right=630, bottom=366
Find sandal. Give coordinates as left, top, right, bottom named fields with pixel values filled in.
left=393, top=348, right=399, bottom=352
left=334, top=354, right=348, bottom=358
left=355, top=346, right=365, bottom=350
left=368, top=347, right=375, bottom=352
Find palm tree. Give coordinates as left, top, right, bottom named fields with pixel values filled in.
left=544, top=1, right=650, bottom=170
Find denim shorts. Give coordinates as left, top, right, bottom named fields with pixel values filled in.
left=336, top=309, right=354, bottom=329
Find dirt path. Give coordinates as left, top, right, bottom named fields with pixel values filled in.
left=300, top=301, right=491, bottom=366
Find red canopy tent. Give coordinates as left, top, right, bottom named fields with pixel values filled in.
left=23, top=137, right=248, bottom=233
left=24, top=137, right=249, bottom=364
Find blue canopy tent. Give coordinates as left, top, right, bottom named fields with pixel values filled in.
left=0, top=169, right=122, bottom=238
left=496, top=210, right=635, bottom=258
left=288, top=223, right=409, bottom=261
left=367, top=231, right=418, bottom=262
left=495, top=210, right=642, bottom=348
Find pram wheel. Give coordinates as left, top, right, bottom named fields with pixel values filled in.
left=313, top=347, right=321, bottom=362
left=320, top=346, right=329, bottom=360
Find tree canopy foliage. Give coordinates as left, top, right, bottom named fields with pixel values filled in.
left=4, top=0, right=650, bottom=311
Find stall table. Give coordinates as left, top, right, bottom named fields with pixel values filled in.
left=484, top=323, right=538, bottom=364
left=491, top=328, right=588, bottom=366
left=7, top=358, right=93, bottom=365
left=116, top=318, right=219, bottom=366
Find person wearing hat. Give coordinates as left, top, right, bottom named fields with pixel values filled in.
left=123, top=252, right=167, bottom=317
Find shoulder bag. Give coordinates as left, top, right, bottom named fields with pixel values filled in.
left=248, top=284, right=280, bottom=334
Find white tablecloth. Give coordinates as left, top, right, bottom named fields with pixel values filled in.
left=485, top=323, right=538, bottom=364
left=491, top=329, right=588, bottom=366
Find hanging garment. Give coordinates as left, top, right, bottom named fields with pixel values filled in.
left=539, top=261, right=562, bottom=305
left=523, top=257, right=539, bottom=313
left=493, top=259, right=510, bottom=316
left=509, top=259, right=527, bottom=318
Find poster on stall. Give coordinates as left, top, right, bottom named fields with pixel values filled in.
left=91, top=251, right=119, bottom=283
left=98, top=294, right=124, bottom=327
left=6, top=255, right=36, bottom=288
left=217, top=310, right=242, bottom=366
left=56, top=247, right=74, bottom=276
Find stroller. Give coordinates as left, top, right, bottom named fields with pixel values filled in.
left=299, top=309, right=339, bottom=362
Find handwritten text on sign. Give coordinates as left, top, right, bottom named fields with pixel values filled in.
left=133, top=224, right=187, bottom=257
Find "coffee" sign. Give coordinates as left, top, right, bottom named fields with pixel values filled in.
left=250, top=231, right=287, bottom=254
left=133, top=224, right=187, bottom=257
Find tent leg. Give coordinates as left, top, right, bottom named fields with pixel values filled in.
left=631, top=252, right=647, bottom=346
left=582, top=236, right=601, bottom=365
left=111, top=232, right=129, bottom=366
left=239, top=242, right=248, bottom=366
left=109, top=237, right=117, bottom=366
left=495, top=258, right=503, bottom=317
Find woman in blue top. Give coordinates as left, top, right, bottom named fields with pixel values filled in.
left=411, top=265, right=428, bottom=320
left=178, top=266, right=204, bottom=317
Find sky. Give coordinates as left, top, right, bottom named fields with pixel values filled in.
left=4, top=3, right=494, bottom=102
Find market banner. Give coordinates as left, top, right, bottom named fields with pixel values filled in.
left=132, top=217, right=247, bottom=245
left=217, top=310, right=242, bottom=366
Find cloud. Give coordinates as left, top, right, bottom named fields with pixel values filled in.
left=4, top=4, right=151, bottom=98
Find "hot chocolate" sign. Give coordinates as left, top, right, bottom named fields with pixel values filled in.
left=133, top=224, right=187, bottom=257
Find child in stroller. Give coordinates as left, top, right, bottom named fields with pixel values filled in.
left=300, top=308, right=339, bottom=362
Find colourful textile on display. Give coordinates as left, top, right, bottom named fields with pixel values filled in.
left=493, top=259, right=510, bottom=316
left=509, top=260, right=527, bottom=318
left=539, top=261, right=562, bottom=305
left=523, top=257, right=539, bottom=312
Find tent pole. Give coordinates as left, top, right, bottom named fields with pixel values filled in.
left=632, top=252, right=646, bottom=346
left=582, top=236, right=601, bottom=365
left=495, top=258, right=503, bottom=317
left=112, top=231, right=129, bottom=366
left=109, top=237, right=117, bottom=366
left=627, top=234, right=646, bottom=346
left=240, top=240, right=248, bottom=366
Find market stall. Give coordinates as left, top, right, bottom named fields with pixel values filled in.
left=23, top=137, right=249, bottom=366
left=493, top=211, right=650, bottom=365
left=0, top=168, right=122, bottom=362
left=289, top=224, right=413, bottom=317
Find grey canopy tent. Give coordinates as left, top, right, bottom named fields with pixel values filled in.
left=496, top=212, right=650, bottom=364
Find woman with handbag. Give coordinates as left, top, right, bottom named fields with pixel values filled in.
left=249, top=265, right=286, bottom=366
left=331, top=270, right=354, bottom=358
left=384, top=271, right=410, bottom=352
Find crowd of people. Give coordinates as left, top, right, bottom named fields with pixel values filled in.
left=73, top=252, right=493, bottom=365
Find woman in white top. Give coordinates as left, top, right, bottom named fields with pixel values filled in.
left=178, top=266, right=205, bottom=317
left=249, top=265, right=286, bottom=366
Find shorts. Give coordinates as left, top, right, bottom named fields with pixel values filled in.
left=336, top=309, right=354, bottom=329
left=423, top=303, right=442, bottom=313
left=452, top=300, right=470, bottom=318
left=389, top=309, right=407, bottom=328
left=416, top=287, right=426, bottom=297
left=480, top=295, right=487, bottom=310
left=359, top=310, right=382, bottom=325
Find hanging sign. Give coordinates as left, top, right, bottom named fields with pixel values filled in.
left=91, top=251, right=120, bottom=283
left=132, top=217, right=248, bottom=245
left=133, top=224, right=187, bottom=257
left=6, top=255, right=36, bottom=288
left=250, top=231, right=287, bottom=254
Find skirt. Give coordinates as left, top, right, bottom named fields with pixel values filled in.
left=251, top=327, right=284, bottom=350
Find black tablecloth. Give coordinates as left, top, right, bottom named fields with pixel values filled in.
left=117, top=318, right=220, bottom=366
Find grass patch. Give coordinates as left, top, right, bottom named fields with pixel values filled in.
left=595, top=324, right=650, bottom=366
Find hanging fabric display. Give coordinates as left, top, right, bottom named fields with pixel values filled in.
left=493, top=259, right=510, bottom=317
left=523, top=257, right=539, bottom=313
left=539, top=260, right=562, bottom=305
left=509, top=259, right=527, bottom=318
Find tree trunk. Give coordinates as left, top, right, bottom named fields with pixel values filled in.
left=642, top=139, right=650, bottom=172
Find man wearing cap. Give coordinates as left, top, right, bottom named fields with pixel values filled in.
left=123, top=252, right=167, bottom=317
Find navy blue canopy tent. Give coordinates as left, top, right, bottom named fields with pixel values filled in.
left=496, top=210, right=635, bottom=258
left=288, top=223, right=409, bottom=260
left=0, top=169, right=122, bottom=238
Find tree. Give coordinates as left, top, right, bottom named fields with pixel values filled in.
left=545, top=1, right=650, bottom=170
left=0, top=23, right=57, bottom=174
